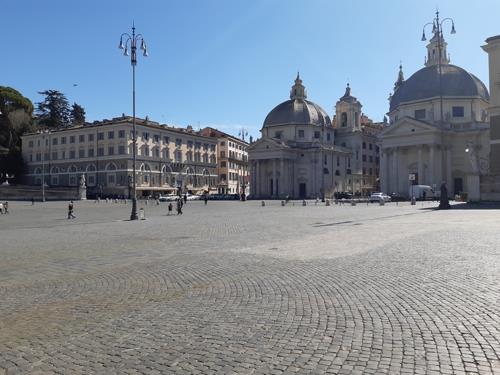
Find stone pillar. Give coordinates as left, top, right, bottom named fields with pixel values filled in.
left=280, top=158, right=285, bottom=196
left=417, top=146, right=424, bottom=185
left=446, top=147, right=452, bottom=195
left=254, top=161, right=259, bottom=197
left=272, top=159, right=277, bottom=197
left=380, top=149, right=388, bottom=193
left=429, top=145, right=435, bottom=188
left=392, top=148, right=398, bottom=193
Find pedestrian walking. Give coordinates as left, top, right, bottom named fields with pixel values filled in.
left=3, top=202, right=8, bottom=214
left=183, top=193, right=187, bottom=204
left=204, top=194, right=208, bottom=205
left=168, top=202, right=173, bottom=215
left=176, top=198, right=183, bottom=215
left=67, top=200, right=76, bottom=219
left=31, top=197, right=35, bottom=205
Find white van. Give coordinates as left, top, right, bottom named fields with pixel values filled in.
left=409, top=185, right=435, bottom=200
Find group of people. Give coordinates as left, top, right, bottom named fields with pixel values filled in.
left=0, top=201, right=9, bottom=214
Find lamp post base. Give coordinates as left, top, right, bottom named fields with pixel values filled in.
left=130, top=197, right=139, bottom=220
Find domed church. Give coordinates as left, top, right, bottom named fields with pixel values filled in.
left=379, top=25, right=490, bottom=200
left=248, top=74, right=351, bottom=199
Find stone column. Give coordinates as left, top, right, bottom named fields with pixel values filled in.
left=272, top=159, right=277, bottom=197
left=429, top=145, right=435, bottom=188
left=280, top=158, right=285, bottom=196
left=380, top=149, right=388, bottom=193
left=392, top=147, right=398, bottom=193
left=254, top=161, right=259, bottom=197
left=417, top=146, right=424, bottom=185
left=446, top=147, right=452, bottom=195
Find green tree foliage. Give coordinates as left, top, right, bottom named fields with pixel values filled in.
left=70, top=102, right=86, bottom=125
left=36, top=90, right=71, bottom=129
left=0, top=86, right=34, bottom=182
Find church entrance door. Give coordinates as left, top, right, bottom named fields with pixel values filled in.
left=454, top=177, right=463, bottom=195
left=299, top=183, right=306, bottom=198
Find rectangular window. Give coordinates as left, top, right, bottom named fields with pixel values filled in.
left=369, top=143, right=372, bottom=150
left=29, top=154, right=33, bottom=162
left=79, top=149, right=85, bottom=158
left=220, top=151, right=225, bottom=158
left=362, top=155, right=367, bottom=162
left=69, top=136, right=75, bottom=144
left=369, top=156, right=373, bottom=163
left=88, top=134, right=94, bottom=142
left=163, top=136, right=170, bottom=144
left=452, top=106, right=464, bottom=117
left=154, top=134, right=160, bottom=143
left=88, top=148, right=94, bottom=157
left=195, top=142, right=201, bottom=149
left=274, top=131, right=283, bottom=139
left=314, top=131, right=320, bottom=139
left=88, top=175, right=95, bottom=185
left=362, top=142, right=366, bottom=149
left=175, top=138, right=182, bottom=146
left=142, top=132, right=149, bottom=141
left=369, top=168, right=373, bottom=175
left=78, top=135, right=85, bottom=143
left=97, top=147, right=104, bottom=156
left=336, top=156, right=340, bottom=167
left=69, top=150, right=76, bottom=159
left=108, top=131, right=114, bottom=139
left=154, top=148, right=160, bottom=157
left=175, top=150, right=182, bottom=161
left=221, top=161, right=227, bottom=167
left=220, top=141, right=225, bottom=146
left=108, top=146, right=114, bottom=155
left=52, top=151, right=58, bottom=160
left=118, top=145, right=126, bottom=155
left=29, top=140, right=34, bottom=148
left=52, top=138, right=58, bottom=145
left=98, top=132, right=104, bottom=140
left=118, top=130, right=125, bottom=138
left=210, top=144, right=216, bottom=152
left=187, top=141, right=193, bottom=148
left=61, top=137, right=66, bottom=144
left=36, top=153, right=41, bottom=161
left=414, top=109, right=426, bottom=120
left=327, top=132, right=331, bottom=141
left=61, top=151, right=65, bottom=159
left=203, top=143, right=209, bottom=150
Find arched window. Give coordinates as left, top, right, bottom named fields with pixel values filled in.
left=341, top=112, right=348, bottom=127
left=106, top=162, right=118, bottom=186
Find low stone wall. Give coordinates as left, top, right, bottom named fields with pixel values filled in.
left=0, top=185, right=81, bottom=201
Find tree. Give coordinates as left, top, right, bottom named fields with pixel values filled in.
left=70, top=102, right=86, bottom=125
left=0, top=86, right=34, bottom=183
left=35, top=90, right=70, bottom=129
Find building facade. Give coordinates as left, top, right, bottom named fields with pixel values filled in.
left=248, top=74, right=351, bottom=199
left=21, top=116, right=218, bottom=198
left=199, top=127, right=250, bottom=196
left=379, top=29, right=490, bottom=199
left=333, top=85, right=383, bottom=195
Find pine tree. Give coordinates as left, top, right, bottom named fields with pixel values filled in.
left=36, top=90, right=71, bottom=128
left=70, top=102, right=86, bottom=125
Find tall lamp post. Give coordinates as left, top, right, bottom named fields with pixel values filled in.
left=119, top=24, right=148, bottom=220
left=39, top=129, right=50, bottom=202
left=421, top=11, right=455, bottom=192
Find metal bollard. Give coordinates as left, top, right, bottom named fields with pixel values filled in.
left=281, top=201, right=285, bottom=206
left=325, top=200, right=330, bottom=206
left=139, top=208, right=146, bottom=220
left=411, top=196, right=416, bottom=205
left=302, top=200, right=306, bottom=206
left=261, top=201, right=265, bottom=207
left=351, top=201, right=356, bottom=206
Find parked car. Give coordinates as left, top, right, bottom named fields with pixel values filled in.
left=369, top=192, right=391, bottom=203
left=334, top=192, right=353, bottom=200
left=158, top=194, right=179, bottom=202
left=389, top=192, right=406, bottom=202
left=409, top=185, right=435, bottom=200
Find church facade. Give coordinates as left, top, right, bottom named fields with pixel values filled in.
left=379, top=27, right=490, bottom=200
left=248, top=75, right=351, bottom=199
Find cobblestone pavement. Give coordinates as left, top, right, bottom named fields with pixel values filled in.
left=0, top=200, right=499, bottom=374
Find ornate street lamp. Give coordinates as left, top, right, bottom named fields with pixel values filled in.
left=118, top=24, right=148, bottom=220
left=421, top=11, right=456, bottom=127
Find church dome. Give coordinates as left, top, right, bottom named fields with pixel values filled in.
left=263, top=74, right=332, bottom=128
left=390, top=64, right=489, bottom=112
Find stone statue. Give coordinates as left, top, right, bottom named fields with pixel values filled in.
left=78, top=174, right=87, bottom=200
left=439, top=182, right=450, bottom=209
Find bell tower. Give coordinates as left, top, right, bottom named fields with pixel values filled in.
left=335, top=83, right=362, bottom=131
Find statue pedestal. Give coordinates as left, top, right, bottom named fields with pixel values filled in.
left=78, top=186, right=87, bottom=200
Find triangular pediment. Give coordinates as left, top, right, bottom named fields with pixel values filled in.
left=379, top=117, right=439, bottom=138
left=247, top=137, right=289, bottom=152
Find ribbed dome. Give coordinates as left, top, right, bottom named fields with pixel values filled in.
left=390, top=64, right=489, bottom=112
left=263, top=98, right=331, bottom=128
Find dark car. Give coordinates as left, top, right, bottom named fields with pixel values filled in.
left=334, top=192, right=353, bottom=200
left=389, top=192, right=406, bottom=202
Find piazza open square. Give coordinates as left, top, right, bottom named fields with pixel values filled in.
left=0, top=200, right=499, bottom=374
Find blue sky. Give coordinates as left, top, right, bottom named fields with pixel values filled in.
left=3, top=0, right=500, bottom=140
